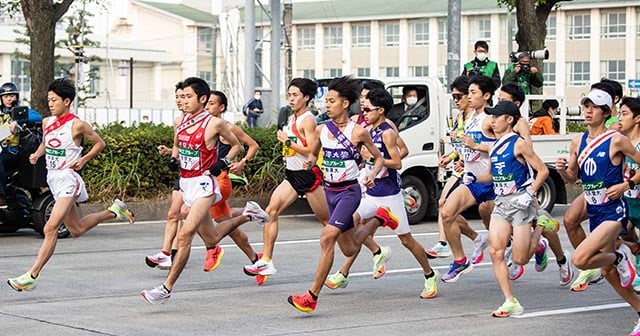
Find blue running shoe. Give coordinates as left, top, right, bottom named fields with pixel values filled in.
left=441, top=259, right=473, bottom=283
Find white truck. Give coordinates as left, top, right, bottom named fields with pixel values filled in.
left=385, top=78, right=576, bottom=223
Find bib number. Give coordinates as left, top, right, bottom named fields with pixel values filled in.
left=179, top=147, right=200, bottom=170
left=583, top=180, right=606, bottom=205
left=45, top=147, right=66, bottom=169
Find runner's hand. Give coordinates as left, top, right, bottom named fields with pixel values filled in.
left=462, top=172, right=476, bottom=185
left=168, top=157, right=179, bottom=171
left=510, top=192, right=533, bottom=210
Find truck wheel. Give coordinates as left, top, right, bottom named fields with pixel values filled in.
left=33, top=193, right=70, bottom=239
left=537, top=177, right=556, bottom=213
left=402, top=175, right=429, bottom=224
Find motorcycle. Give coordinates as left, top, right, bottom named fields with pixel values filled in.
left=0, top=106, right=68, bottom=238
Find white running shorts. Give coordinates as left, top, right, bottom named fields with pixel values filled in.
left=356, top=191, right=410, bottom=235
left=179, top=174, right=221, bottom=207
left=47, top=169, right=88, bottom=202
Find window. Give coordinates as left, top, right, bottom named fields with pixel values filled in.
left=88, top=65, right=100, bottom=95
left=356, top=67, right=370, bottom=77
left=410, top=66, right=429, bottom=77
left=438, top=18, right=447, bottom=45
left=601, top=12, right=626, bottom=38
left=409, top=20, right=429, bottom=46
left=197, top=28, right=212, bottom=53
left=299, top=69, right=315, bottom=79
left=297, top=27, right=315, bottom=49
left=470, top=17, right=491, bottom=41
left=568, top=61, right=590, bottom=86
left=351, top=24, right=370, bottom=47
left=380, top=23, right=399, bottom=47
left=601, top=60, right=626, bottom=81
left=198, top=71, right=213, bottom=88
left=546, top=15, right=556, bottom=41
left=500, top=16, right=516, bottom=43
left=437, top=66, right=447, bottom=85
left=323, top=26, right=342, bottom=49
left=543, top=62, right=556, bottom=86
left=568, top=14, right=591, bottom=40
left=10, top=59, right=30, bottom=93
left=325, top=68, right=342, bottom=77
left=380, top=67, right=399, bottom=78
left=254, top=46, right=263, bottom=87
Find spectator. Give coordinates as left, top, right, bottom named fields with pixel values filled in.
left=530, top=99, right=559, bottom=135
left=277, top=105, right=292, bottom=130
left=461, top=41, right=501, bottom=89
left=244, top=89, right=264, bottom=128
left=387, top=86, right=426, bottom=125
left=502, top=52, right=543, bottom=95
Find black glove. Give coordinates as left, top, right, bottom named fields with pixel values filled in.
left=168, top=157, right=180, bottom=171
left=209, top=158, right=230, bottom=176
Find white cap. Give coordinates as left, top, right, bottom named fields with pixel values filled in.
left=580, top=89, right=613, bottom=109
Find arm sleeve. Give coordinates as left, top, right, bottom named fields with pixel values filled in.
left=492, top=67, right=502, bottom=88
left=530, top=71, right=544, bottom=88
left=502, top=68, right=517, bottom=84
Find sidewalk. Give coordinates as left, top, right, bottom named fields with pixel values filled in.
left=79, top=196, right=312, bottom=222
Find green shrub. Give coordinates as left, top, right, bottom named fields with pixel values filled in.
left=82, top=122, right=284, bottom=202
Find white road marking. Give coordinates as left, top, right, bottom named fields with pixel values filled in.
left=513, top=303, right=630, bottom=318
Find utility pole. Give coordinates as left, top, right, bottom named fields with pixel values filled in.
left=446, top=0, right=461, bottom=91
left=283, top=0, right=293, bottom=87
left=270, top=0, right=281, bottom=124
left=70, top=45, right=85, bottom=113
left=244, top=0, right=256, bottom=106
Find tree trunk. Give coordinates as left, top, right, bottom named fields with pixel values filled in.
left=20, top=0, right=75, bottom=117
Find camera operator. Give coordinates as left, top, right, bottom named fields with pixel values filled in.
left=502, top=52, right=543, bottom=95
left=0, top=82, right=42, bottom=207
left=461, top=40, right=501, bottom=89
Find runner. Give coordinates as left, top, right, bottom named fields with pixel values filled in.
left=439, top=75, right=497, bottom=283
left=473, top=100, right=552, bottom=317
left=556, top=89, right=640, bottom=336
left=141, top=77, right=241, bottom=304
left=7, top=78, right=135, bottom=291
left=244, top=78, right=329, bottom=279
left=288, top=76, right=398, bottom=313
left=324, top=87, right=438, bottom=298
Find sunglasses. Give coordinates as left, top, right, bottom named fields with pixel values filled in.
left=362, top=106, right=380, bottom=113
left=452, top=94, right=465, bottom=101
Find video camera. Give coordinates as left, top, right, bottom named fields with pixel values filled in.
left=509, top=49, right=549, bottom=64
left=10, top=106, right=28, bottom=121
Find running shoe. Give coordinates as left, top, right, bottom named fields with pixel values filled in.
left=426, top=242, right=451, bottom=259
left=534, top=238, right=548, bottom=272
left=242, top=201, right=270, bottom=227
left=570, top=269, right=603, bottom=292
left=509, top=264, right=525, bottom=281
left=203, top=245, right=224, bottom=272
left=633, top=275, right=640, bottom=294
left=372, top=246, right=391, bottom=279
left=630, top=317, right=640, bottom=336
left=491, top=297, right=524, bottom=318
left=375, top=206, right=399, bottom=230
left=402, top=190, right=417, bottom=209
left=7, top=272, right=38, bottom=292
left=616, top=248, right=636, bottom=289
left=254, top=253, right=269, bottom=286
left=244, top=258, right=277, bottom=276
left=324, top=271, right=349, bottom=289
left=145, top=251, right=172, bottom=270
left=420, top=270, right=439, bottom=299
left=559, top=252, right=574, bottom=286
left=108, top=199, right=135, bottom=224
left=141, top=285, right=171, bottom=304
left=471, top=233, right=488, bottom=264
left=288, top=292, right=317, bottom=313
left=441, top=259, right=473, bottom=283
left=536, top=210, right=559, bottom=232
left=505, top=243, right=513, bottom=267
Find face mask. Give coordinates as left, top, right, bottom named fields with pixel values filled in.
left=406, top=97, right=418, bottom=106
left=476, top=52, right=488, bottom=62
left=254, top=95, right=261, bottom=100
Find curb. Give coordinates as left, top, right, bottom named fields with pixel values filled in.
left=79, top=196, right=312, bottom=222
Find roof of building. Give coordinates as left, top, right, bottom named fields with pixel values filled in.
left=137, top=0, right=216, bottom=24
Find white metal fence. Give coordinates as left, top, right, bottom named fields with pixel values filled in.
left=76, top=108, right=246, bottom=127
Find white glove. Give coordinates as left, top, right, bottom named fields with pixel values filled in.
left=462, top=172, right=476, bottom=185
left=510, top=191, right=533, bottom=210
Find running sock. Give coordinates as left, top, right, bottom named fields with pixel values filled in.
left=308, top=290, right=318, bottom=300
left=535, top=242, right=546, bottom=254
left=30, top=273, right=37, bottom=279
left=339, top=271, right=348, bottom=277
left=424, top=271, right=435, bottom=279
left=614, top=251, right=624, bottom=266
left=171, top=249, right=178, bottom=261
left=556, top=256, right=567, bottom=266
left=438, top=241, right=448, bottom=246
left=252, top=255, right=259, bottom=264
left=455, top=257, right=468, bottom=265
left=637, top=311, right=640, bottom=318
left=206, top=245, right=217, bottom=250
left=161, top=250, right=171, bottom=256
left=263, top=257, right=271, bottom=262
left=373, top=248, right=381, bottom=256
left=163, top=284, right=171, bottom=293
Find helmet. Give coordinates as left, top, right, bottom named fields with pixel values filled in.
left=0, top=82, right=19, bottom=99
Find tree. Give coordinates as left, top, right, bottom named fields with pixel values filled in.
left=0, top=0, right=75, bottom=116
left=498, top=0, right=573, bottom=93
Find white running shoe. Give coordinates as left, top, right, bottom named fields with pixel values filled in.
left=141, top=285, right=171, bottom=304
left=471, top=233, right=488, bottom=264
left=243, top=258, right=277, bottom=276
left=243, top=201, right=270, bottom=227
left=145, top=252, right=172, bottom=270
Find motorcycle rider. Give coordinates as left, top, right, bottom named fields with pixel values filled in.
left=0, top=82, right=42, bottom=207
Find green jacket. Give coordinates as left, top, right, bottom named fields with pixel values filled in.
left=502, top=64, right=543, bottom=94
left=462, top=59, right=501, bottom=88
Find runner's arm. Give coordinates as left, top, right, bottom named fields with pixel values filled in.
left=71, top=120, right=106, bottom=170
left=228, top=124, right=259, bottom=173
left=381, top=129, right=402, bottom=170
left=556, top=136, right=580, bottom=183
left=516, top=139, right=548, bottom=195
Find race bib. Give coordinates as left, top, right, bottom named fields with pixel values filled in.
left=462, top=146, right=482, bottom=162
left=282, top=136, right=297, bottom=157
left=493, top=173, right=516, bottom=196
left=365, top=158, right=388, bottom=179
left=179, top=147, right=200, bottom=170
left=323, top=158, right=347, bottom=182
left=583, top=180, right=607, bottom=205
left=45, top=146, right=66, bottom=169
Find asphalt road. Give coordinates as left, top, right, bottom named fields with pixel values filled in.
left=0, top=205, right=636, bottom=336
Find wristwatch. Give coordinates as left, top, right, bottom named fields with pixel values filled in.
left=241, top=157, right=250, bottom=164
left=629, top=180, right=636, bottom=190
left=285, top=139, right=292, bottom=147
